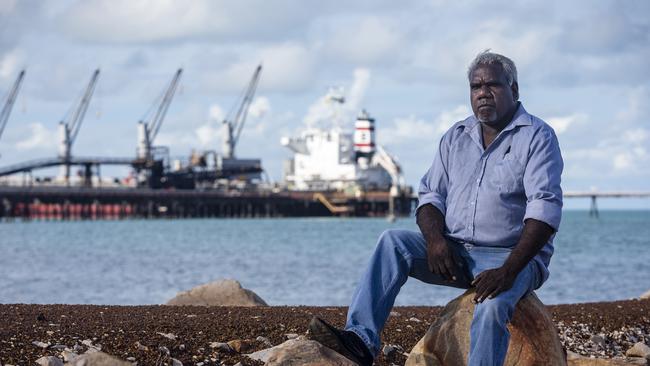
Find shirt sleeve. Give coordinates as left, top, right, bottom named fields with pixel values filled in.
left=415, top=132, right=451, bottom=216
left=523, top=126, right=563, bottom=231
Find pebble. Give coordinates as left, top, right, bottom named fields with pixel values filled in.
left=382, top=344, right=397, bottom=356
left=408, top=317, right=422, bottom=323
left=171, top=358, right=183, bottom=366
left=51, top=344, right=67, bottom=351
left=126, top=357, right=136, bottom=361
left=227, top=339, right=253, bottom=353
left=285, top=333, right=299, bottom=340
left=557, top=320, right=650, bottom=359
left=209, top=342, right=233, bottom=352
left=32, top=341, right=50, bottom=349
left=135, top=341, right=149, bottom=351
left=256, top=336, right=273, bottom=347
left=159, top=345, right=170, bottom=355
left=35, top=356, right=63, bottom=366
left=157, top=332, right=177, bottom=340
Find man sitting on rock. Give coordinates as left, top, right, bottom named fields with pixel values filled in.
left=309, top=50, right=563, bottom=366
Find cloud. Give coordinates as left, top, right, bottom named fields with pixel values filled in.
left=197, top=43, right=317, bottom=94
left=303, top=68, right=371, bottom=129
left=249, top=97, right=270, bottom=119
left=59, top=0, right=325, bottom=44
left=208, top=104, right=225, bottom=122
left=380, top=105, right=470, bottom=146
left=0, top=49, right=23, bottom=79
left=15, top=122, right=57, bottom=151
left=546, top=113, right=587, bottom=134
left=323, top=16, right=403, bottom=64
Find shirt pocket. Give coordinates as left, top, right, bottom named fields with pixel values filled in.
left=490, top=156, right=524, bottom=193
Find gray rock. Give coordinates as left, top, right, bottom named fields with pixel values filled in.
left=625, top=357, right=649, bottom=365
left=166, top=279, right=267, bottom=306
left=171, top=358, right=183, bottom=366
left=256, top=336, right=273, bottom=347
left=209, top=342, right=233, bottom=352
left=247, top=339, right=355, bottom=365
left=32, top=341, right=50, bottom=349
left=67, top=352, right=132, bottom=366
left=626, top=342, right=650, bottom=359
left=62, top=351, right=78, bottom=362
left=383, top=344, right=397, bottom=356
left=35, top=356, right=63, bottom=366
left=156, top=332, right=177, bottom=340
left=591, top=335, right=607, bottom=348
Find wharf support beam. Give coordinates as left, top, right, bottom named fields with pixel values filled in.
left=0, top=187, right=416, bottom=221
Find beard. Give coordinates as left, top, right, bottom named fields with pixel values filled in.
left=476, top=108, right=498, bottom=124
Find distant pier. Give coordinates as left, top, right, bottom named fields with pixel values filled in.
left=564, top=191, right=650, bottom=217
left=0, top=186, right=416, bottom=220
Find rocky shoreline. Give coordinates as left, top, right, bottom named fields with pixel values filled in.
left=1, top=299, right=649, bottom=365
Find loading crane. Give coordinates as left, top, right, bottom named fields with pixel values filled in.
left=58, top=69, right=100, bottom=183
left=0, top=70, right=26, bottom=149
left=137, top=68, right=183, bottom=161
left=222, top=65, right=262, bottom=159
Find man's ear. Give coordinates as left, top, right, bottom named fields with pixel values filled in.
left=511, top=82, right=519, bottom=101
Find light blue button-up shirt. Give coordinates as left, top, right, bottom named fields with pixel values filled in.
left=417, top=103, right=563, bottom=281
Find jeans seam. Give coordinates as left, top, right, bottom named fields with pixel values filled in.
left=346, top=327, right=375, bottom=354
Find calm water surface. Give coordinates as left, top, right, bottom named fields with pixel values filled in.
left=1, top=210, right=648, bottom=305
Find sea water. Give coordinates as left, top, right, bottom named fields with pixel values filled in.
left=1, top=210, right=648, bottom=306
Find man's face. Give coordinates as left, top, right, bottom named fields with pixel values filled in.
left=469, top=64, right=519, bottom=125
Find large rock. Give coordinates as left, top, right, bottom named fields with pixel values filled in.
left=67, top=352, right=132, bottom=365
left=626, top=342, right=650, bottom=359
left=247, top=338, right=356, bottom=366
left=166, top=279, right=267, bottom=306
left=406, top=289, right=566, bottom=366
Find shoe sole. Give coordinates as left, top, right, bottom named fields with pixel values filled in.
left=307, top=317, right=363, bottom=365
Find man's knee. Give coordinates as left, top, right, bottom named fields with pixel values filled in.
left=474, top=296, right=515, bottom=325
left=377, top=229, right=413, bottom=256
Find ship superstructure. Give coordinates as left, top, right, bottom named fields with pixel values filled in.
left=281, top=98, right=406, bottom=196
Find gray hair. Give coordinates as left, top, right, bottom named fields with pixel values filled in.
left=467, top=50, right=518, bottom=86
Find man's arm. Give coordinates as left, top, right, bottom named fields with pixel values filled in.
left=416, top=203, right=457, bottom=281
left=472, top=219, right=554, bottom=303
left=416, top=130, right=456, bottom=280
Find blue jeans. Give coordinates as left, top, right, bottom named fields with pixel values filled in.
left=345, top=229, right=542, bottom=366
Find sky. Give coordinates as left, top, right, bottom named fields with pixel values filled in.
left=0, top=0, right=648, bottom=209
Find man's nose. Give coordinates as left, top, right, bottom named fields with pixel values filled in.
left=477, top=84, right=491, bottom=97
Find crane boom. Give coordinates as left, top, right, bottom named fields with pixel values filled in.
left=0, top=70, right=26, bottom=142
left=147, top=68, right=183, bottom=143
left=68, top=69, right=100, bottom=144
left=229, top=65, right=262, bottom=151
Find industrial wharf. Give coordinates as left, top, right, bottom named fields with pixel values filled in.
left=0, top=186, right=416, bottom=220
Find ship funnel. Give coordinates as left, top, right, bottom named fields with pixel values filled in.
left=354, top=109, right=376, bottom=166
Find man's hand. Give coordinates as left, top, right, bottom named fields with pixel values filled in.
left=427, top=239, right=457, bottom=281
left=471, top=266, right=517, bottom=303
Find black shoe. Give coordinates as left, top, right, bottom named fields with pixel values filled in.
left=307, top=316, right=374, bottom=366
